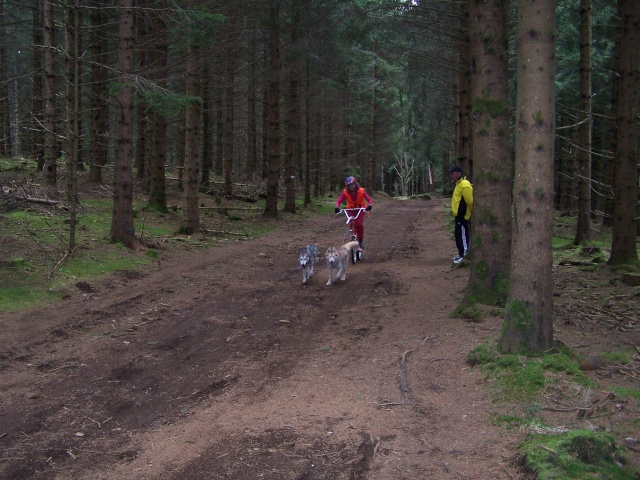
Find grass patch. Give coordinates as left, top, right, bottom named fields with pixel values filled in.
left=0, top=286, right=62, bottom=313
left=610, top=387, right=640, bottom=404
left=467, top=343, right=592, bottom=402
left=601, top=350, right=633, bottom=364
left=0, top=188, right=337, bottom=313
left=450, top=303, right=484, bottom=322
left=519, top=430, right=636, bottom=479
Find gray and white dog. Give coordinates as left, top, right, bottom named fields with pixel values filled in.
left=298, top=244, right=319, bottom=284
left=325, top=241, right=359, bottom=285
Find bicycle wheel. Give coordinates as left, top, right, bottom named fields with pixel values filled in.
left=351, top=246, right=358, bottom=264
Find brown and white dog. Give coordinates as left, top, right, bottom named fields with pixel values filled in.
left=325, top=241, right=359, bottom=285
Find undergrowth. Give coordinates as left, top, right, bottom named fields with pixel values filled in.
left=467, top=342, right=592, bottom=402
left=519, top=430, right=636, bottom=479
left=0, top=168, right=334, bottom=313
left=469, top=343, right=639, bottom=478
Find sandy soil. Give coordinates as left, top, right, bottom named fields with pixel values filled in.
left=1, top=194, right=638, bottom=479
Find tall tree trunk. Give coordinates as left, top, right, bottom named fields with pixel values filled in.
left=147, top=7, right=167, bottom=212
left=573, top=0, right=592, bottom=245
left=602, top=34, right=620, bottom=229
left=499, top=0, right=557, bottom=354
left=367, top=61, right=378, bottom=192
left=312, top=104, right=321, bottom=198
left=465, top=0, right=512, bottom=307
left=0, top=0, right=9, bottom=157
left=64, top=2, right=79, bottom=252
left=182, top=24, right=201, bottom=234
left=214, top=57, right=224, bottom=177
left=246, top=26, right=258, bottom=178
left=261, top=53, right=269, bottom=181
left=43, top=0, right=57, bottom=186
left=264, top=0, right=281, bottom=217
left=135, top=11, right=147, bottom=183
left=89, top=3, right=108, bottom=184
left=223, top=31, right=235, bottom=199
left=304, top=57, right=311, bottom=205
left=31, top=0, right=45, bottom=168
left=201, top=62, right=212, bottom=188
left=455, top=1, right=471, bottom=177
left=607, top=0, right=639, bottom=265
left=284, top=0, right=301, bottom=214
left=110, top=0, right=137, bottom=247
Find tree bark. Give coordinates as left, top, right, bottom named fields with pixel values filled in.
left=182, top=12, right=201, bottom=234
left=110, top=0, right=137, bottom=248
left=607, top=0, right=639, bottom=265
left=147, top=6, right=167, bottom=213
left=264, top=0, right=281, bottom=218
left=284, top=0, right=301, bottom=214
left=246, top=25, right=258, bottom=179
left=223, top=23, right=235, bottom=199
left=89, top=3, right=108, bottom=184
left=455, top=1, right=472, bottom=177
left=367, top=61, right=378, bottom=193
left=499, top=0, right=557, bottom=354
left=573, top=0, right=592, bottom=245
left=201, top=61, right=212, bottom=188
left=64, top=2, right=79, bottom=253
left=31, top=0, right=44, bottom=168
left=0, top=0, right=10, bottom=157
left=43, top=0, right=57, bottom=186
left=465, top=0, right=512, bottom=307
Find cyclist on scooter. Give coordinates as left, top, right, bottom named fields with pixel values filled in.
left=334, top=176, right=373, bottom=250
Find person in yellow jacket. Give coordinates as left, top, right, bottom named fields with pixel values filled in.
left=449, top=166, right=473, bottom=264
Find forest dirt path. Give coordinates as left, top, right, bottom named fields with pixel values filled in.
left=1, top=195, right=637, bottom=479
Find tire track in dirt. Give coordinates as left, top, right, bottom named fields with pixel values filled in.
left=1, top=197, right=520, bottom=480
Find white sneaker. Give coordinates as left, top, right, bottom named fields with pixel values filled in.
left=452, top=255, right=463, bottom=264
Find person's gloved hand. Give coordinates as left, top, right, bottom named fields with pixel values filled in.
left=366, top=205, right=373, bottom=211
left=335, top=207, right=340, bottom=214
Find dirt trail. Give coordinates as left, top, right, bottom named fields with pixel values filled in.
left=2, top=196, right=523, bottom=479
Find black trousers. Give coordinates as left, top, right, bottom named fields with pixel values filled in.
left=455, top=217, right=469, bottom=257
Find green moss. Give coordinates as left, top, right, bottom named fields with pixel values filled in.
left=475, top=260, right=490, bottom=281
left=466, top=261, right=509, bottom=307
left=472, top=97, right=508, bottom=117
left=601, top=350, right=632, bottom=364
left=467, top=343, right=498, bottom=366
left=506, top=300, right=532, bottom=331
left=533, top=110, right=544, bottom=124
left=450, top=303, right=484, bottom=323
left=491, top=413, right=527, bottom=431
left=610, top=387, right=640, bottom=403
left=468, top=343, right=591, bottom=402
left=519, top=430, right=636, bottom=479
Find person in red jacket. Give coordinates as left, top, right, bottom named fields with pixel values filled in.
left=334, top=176, right=373, bottom=249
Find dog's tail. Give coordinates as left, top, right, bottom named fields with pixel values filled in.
left=341, top=240, right=359, bottom=251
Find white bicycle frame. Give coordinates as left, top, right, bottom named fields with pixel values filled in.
left=337, top=207, right=368, bottom=243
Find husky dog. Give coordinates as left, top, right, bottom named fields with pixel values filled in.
left=325, top=241, right=359, bottom=285
left=298, top=244, right=319, bottom=284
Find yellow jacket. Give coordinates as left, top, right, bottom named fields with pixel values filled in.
left=452, top=177, right=473, bottom=221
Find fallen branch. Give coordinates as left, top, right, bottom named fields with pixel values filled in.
left=398, top=348, right=414, bottom=404
left=201, top=229, right=249, bottom=237
left=22, top=195, right=60, bottom=206
left=537, top=444, right=558, bottom=456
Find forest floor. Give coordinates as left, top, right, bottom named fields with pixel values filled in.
left=0, top=187, right=639, bottom=479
